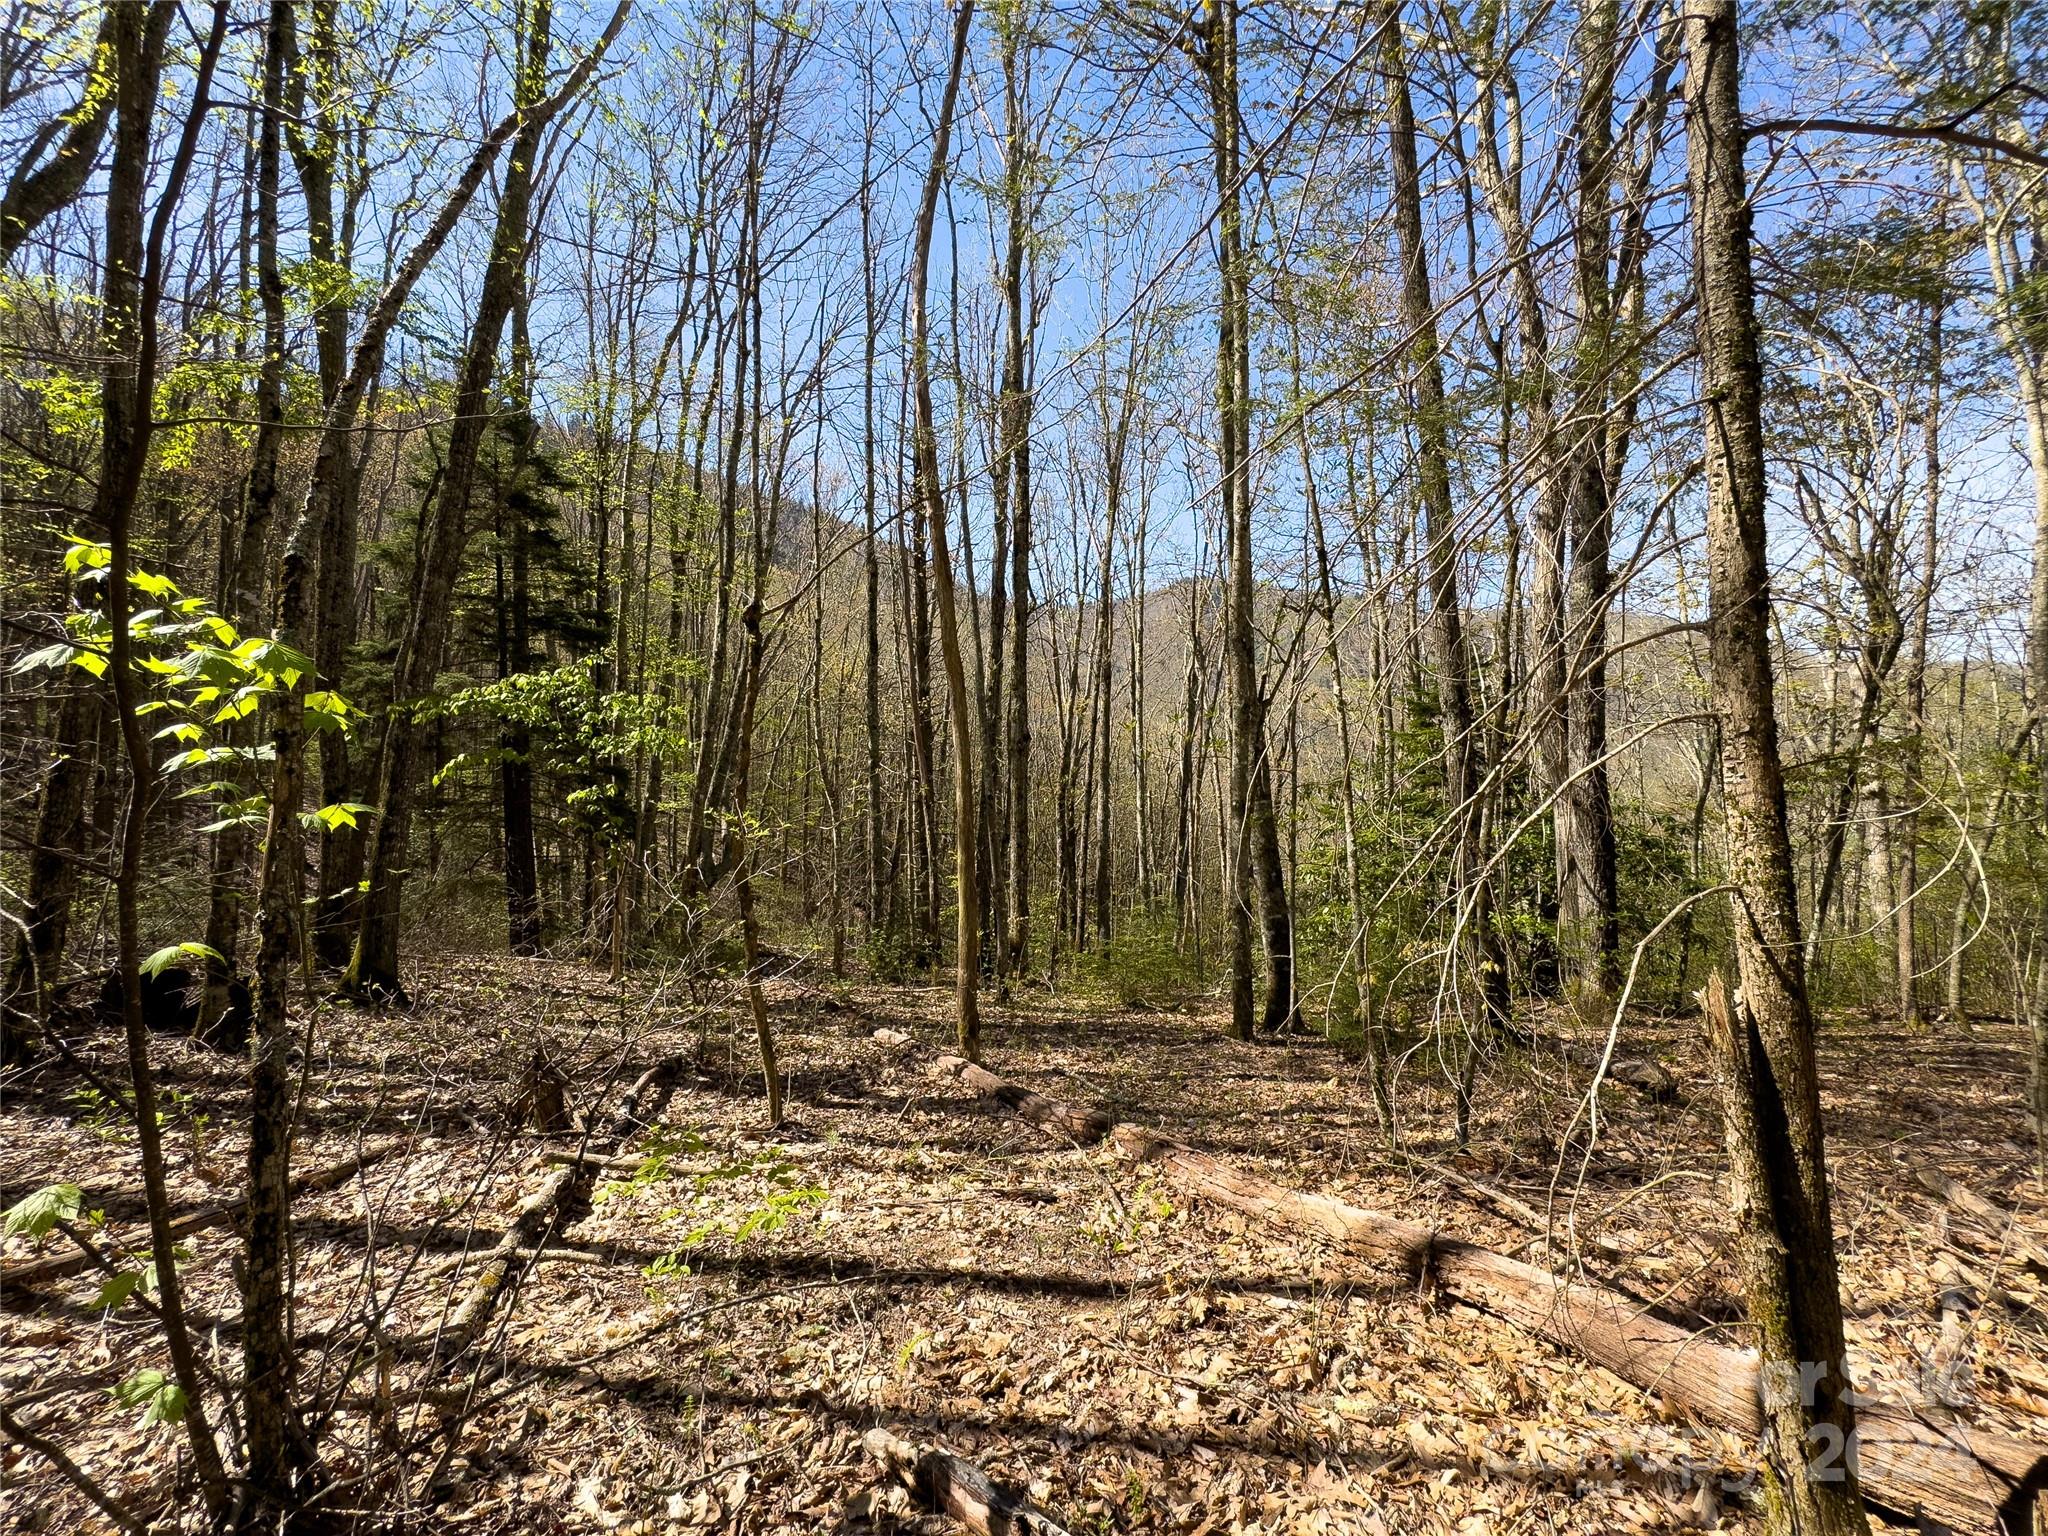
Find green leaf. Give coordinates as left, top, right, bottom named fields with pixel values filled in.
left=252, top=639, right=312, bottom=683
left=94, top=1270, right=144, bottom=1310
left=141, top=942, right=224, bottom=978
left=309, top=801, right=375, bottom=831
left=3, top=1183, right=82, bottom=1240
left=210, top=691, right=262, bottom=724
left=9, top=642, right=76, bottom=673
left=111, top=1369, right=187, bottom=1427
left=62, top=537, right=111, bottom=574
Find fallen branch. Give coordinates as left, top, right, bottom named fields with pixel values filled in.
left=1389, top=1149, right=1634, bottom=1264
left=1914, top=1165, right=2048, bottom=1281
left=862, top=1427, right=1073, bottom=1536
left=1, top=1140, right=407, bottom=1291
left=882, top=1036, right=2045, bottom=1534
left=431, top=1054, right=686, bottom=1364
left=933, top=1054, right=1113, bottom=1144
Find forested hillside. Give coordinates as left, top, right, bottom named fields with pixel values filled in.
left=4, top=1, right=2048, bottom=1532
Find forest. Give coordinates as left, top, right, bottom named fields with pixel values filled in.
left=2, top=0, right=2047, bottom=1531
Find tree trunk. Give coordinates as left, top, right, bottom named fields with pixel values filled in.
left=1896, top=296, right=1941, bottom=1028
left=1091, top=431, right=1119, bottom=951
left=347, top=1, right=559, bottom=997
left=1687, top=7, right=1870, bottom=1528
left=1557, top=0, right=1624, bottom=998
left=502, top=280, right=543, bottom=957
left=0, top=687, right=96, bottom=1065
left=0, top=3, right=119, bottom=264
left=201, top=0, right=288, bottom=1031
left=2017, top=331, right=2048, bottom=1170
left=1003, top=243, right=1035, bottom=982
left=1385, top=13, right=1508, bottom=1055
left=289, top=0, right=369, bottom=971
left=908, top=0, right=979, bottom=1058
left=98, top=1, right=232, bottom=1512
left=860, top=97, right=886, bottom=948
left=1201, top=0, right=1291, bottom=1037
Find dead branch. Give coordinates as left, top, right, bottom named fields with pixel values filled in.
left=0, top=1140, right=408, bottom=1292
left=862, top=1427, right=1074, bottom=1536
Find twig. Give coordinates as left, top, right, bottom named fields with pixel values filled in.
left=643, top=1442, right=792, bottom=1496
left=0, top=1402, right=147, bottom=1534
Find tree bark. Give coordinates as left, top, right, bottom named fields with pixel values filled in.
left=500, top=283, right=543, bottom=957
left=1688, top=7, right=1870, bottom=1529
left=1896, top=296, right=1941, bottom=1028
left=1385, top=11, right=1508, bottom=1064
left=908, top=0, right=980, bottom=1059
left=0, top=3, right=132, bottom=264
left=0, top=687, right=95, bottom=1066
left=97, top=0, right=232, bottom=1512
left=200, top=0, right=289, bottom=1032
left=1198, top=0, right=1292, bottom=1037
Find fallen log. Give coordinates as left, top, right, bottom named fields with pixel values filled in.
left=862, top=1427, right=1073, bottom=1536
left=1114, top=1126, right=2042, bottom=1532
left=885, top=1038, right=2045, bottom=1534
left=933, top=1054, right=1113, bottom=1144
left=432, top=1053, right=686, bottom=1363
left=1, top=1140, right=407, bottom=1291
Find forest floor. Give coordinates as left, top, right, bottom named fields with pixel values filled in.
left=4, top=954, right=2047, bottom=1534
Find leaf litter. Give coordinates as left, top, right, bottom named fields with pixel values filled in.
left=3, top=954, right=2045, bottom=1533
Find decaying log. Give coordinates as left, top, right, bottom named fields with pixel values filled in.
left=933, top=1054, right=1113, bottom=1144
left=432, top=1053, right=686, bottom=1363
left=2, top=1140, right=406, bottom=1291
left=1559, top=1043, right=1681, bottom=1101
left=883, top=1036, right=2046, bottom=1534
left=1114, top=1126, right=2043, bottom=1531
left=863, top=1427, right=1073, bottom=1535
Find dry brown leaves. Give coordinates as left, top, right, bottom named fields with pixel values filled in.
left=4, top=957, right=2044, bottom=1534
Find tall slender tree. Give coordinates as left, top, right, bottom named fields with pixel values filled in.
left=1688, top=5, right=1869, bottom=1529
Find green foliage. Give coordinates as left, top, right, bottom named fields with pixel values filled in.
left=1614, top=809, right=1711, bottom=1002
left=93, top=1245, right=191, bottom=1313
left=436, top=658, right=690, bottom=845
left=3, top=1183, right=81, bottom=1242
left=614, top=1128, right=827, bottom=1282
left=862, top=926, right=931, bottom=983
left=141, top=941, right=224, bottom=979
left=1082, top=1176, right=1174, bottom=1255
left=111, top=1369, right=187, bottom=1428
left=14, top=538, right=367, bottom=828
left=69, top=1084, right=207, bottom=1143
left=1070, top=909, right=1201, bottom=1008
